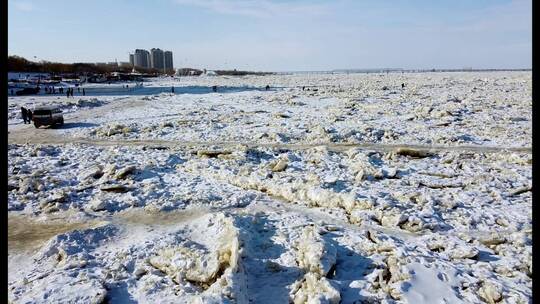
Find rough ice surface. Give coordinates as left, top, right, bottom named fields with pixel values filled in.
left=8, top=72, right=531, bottom=303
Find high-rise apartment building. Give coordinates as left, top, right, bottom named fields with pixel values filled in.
left=150, top=48, right=164, bottom=71
left=146, top=52, right=151, bottom=68
left=164, top=51, right=173, bottom=72
left=133, top=49, right=150, bottom=68
left=129, top=48, right=173, bottom=72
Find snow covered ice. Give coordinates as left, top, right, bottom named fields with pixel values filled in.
left=8, top=72, right=531, bottom=303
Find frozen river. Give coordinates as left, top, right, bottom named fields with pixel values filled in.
left=7, top=71, right=531, bottom=303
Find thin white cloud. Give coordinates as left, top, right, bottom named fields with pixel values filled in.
left=174, top=0, right=328, bottom=18
left=13, top=1, right=35, bottom=11
left=449, top=0, right=531, bottom=33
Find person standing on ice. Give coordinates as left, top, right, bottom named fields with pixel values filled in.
left=401, top=83, right=405, bottom=88
left=171, top=86, right=175, bottom=93
left=66, top=88, right=70, bottom=98
left=265, top=85, right=270, bottom=91
left=20, top=107, right=28, bottom=124
left=83, top=88, right=86, bottom=96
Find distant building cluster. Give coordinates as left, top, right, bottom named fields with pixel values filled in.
left=129, top=48, right=173, bottom=72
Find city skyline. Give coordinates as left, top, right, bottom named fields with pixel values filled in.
left=8, top=0, right=532, bottom=71
left=128, top=48, right=174, bottom=72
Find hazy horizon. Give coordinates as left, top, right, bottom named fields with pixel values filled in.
left=8, top=0, right=532, bottom=72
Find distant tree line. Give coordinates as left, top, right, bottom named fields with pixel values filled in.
left=8, top=55, right=175, bottom=76
left=8, top=55, right=274, bottom=77
left=214, top=70, right=274, bottom=76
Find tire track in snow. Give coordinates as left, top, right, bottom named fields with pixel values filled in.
left=7, top=132, right=532, bottom=155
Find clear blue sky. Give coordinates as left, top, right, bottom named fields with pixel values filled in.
left=8, top=0, right=532, bottom=71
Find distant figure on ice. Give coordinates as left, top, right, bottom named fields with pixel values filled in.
left=71, top=88, right=74, bottom=97
left=171, top=86, right=175, bottom=93
left=60, top=87, right=64, bottom=94
left=302, top=86, right=305, bottom=91
left=212, top=85, right=217, bottom=92
left=83, top=88, right=86, bottom=96
left=21, top=107, right=28, bottom=124
left=401, top=83, right=405, bottom=88
left=66, top=88, right=70, bottom=98
left=265, top=85, right=270, bottom=91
